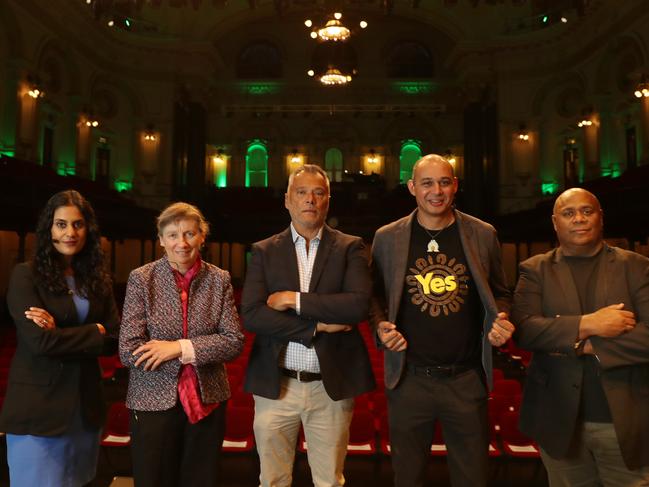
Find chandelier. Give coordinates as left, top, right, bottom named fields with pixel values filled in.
left=319, top=67, right=352, bottom=85
left=305, top=13, right=366, bottom=43
left=316, top=18, right=350, bottom=42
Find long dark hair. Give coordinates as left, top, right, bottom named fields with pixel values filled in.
left=33, top=190, right=111, bottom=297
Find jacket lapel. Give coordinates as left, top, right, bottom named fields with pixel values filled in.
left=389, top=213, right=413, bottom=322
left=277, top=228, right=301, bottom=289
left=309, top=226, right=333, bottom=292
left=456, top=210, right=498, bottom=317
left=594, top=244, right=613, bottom=309
left=552, top=248, right=582, bottom=314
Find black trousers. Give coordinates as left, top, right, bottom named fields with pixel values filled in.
left=387, top=368, right=489, bottom=487
left=129, top=402, right=226, bottom=487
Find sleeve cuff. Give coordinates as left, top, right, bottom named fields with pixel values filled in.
left=295, top=292, right=301, bottom=315
left=178, top=339, right=196, bottom=365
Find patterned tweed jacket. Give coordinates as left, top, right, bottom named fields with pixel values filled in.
left=119, top=257, right=244, bottom=411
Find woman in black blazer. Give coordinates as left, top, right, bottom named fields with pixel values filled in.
left=0, top=190, right=119, bottom=487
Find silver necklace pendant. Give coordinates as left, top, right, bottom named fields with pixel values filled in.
left=427, top=239, right=440, bottom=253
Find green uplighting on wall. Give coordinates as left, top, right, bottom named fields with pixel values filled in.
left=245, top=139, right=269, bottom=188
left=0, top=150, right=15, bottom=157
left=392, top=82, right=436, bottom=95
left=114, top=179, right=133, bottom=192
left=56, top=161, right=76, bottom=176
left=239, top=82, right=281, bottom=96
left=399, top=139, right=423, bottom=183
left=215, top=166, right=227, bottom=188
left=541, top=182, right=559, bottom=195
left=601, top=163, right=621, bottom=178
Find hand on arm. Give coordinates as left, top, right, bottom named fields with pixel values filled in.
left=316, top=322, right=352, bottom=333
left=24, top=307, right=56, bottom=330
left=377, top=321, right=407, bottom=352
left=488, top=312, right=515, bottom=347
left=266, top=291, right=298, bottom=311
left=133, top=340, right=182, bottom=371
left=579, top=303, right=635, bottom=339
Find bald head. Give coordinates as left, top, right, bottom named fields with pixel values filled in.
left=553, top=188, right=601, bottom=216
left=552, top=188, right=604, bottom=256
left=407, top=153, right=458, bottom=228
left=412, top=154, right=455, bottom=180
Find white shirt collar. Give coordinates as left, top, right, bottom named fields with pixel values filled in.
left=290, top=223, right=323, bottom=243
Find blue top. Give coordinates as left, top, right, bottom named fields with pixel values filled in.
left=65, top=275, right=89, bottom=323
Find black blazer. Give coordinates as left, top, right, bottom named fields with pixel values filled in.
left=0, top=262, right=119, bottom=436
left=513, top=245, right=649, bottom=470
left=241, top=225, right=375, bottom=401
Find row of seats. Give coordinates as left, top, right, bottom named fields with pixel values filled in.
left=2, top=320, right=538, bottom=465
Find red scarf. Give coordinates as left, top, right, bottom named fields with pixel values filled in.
left=172, top=258, right=219, bottom=424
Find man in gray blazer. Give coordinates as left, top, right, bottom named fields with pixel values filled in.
left=242, top=164, right=375, bottom=487
left=512, top=188, right=649, bottom=485
left=370, top=154, right=514, bottom=487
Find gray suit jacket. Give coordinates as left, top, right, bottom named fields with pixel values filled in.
left=369, top=209, right=512, bottom=390
left=512, top=244, right=649, bottom=469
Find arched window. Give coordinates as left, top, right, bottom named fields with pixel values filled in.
left=325, top=148, right=343, bottom=182
left=237, top=42, right=282, bottom=79
left=386, top=42, right=434, bottom=78
left=245, top=140, right=268, bottom=187
left=399, top=140, right=422, bottom=183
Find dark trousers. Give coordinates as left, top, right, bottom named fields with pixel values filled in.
left=387, top=368, right=489, bottom=487
left=129, top=402, right=226, bottom=487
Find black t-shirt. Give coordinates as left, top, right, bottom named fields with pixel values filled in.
left=565, top=249, right=612, bottom=423
left=396, top=217, right=482, bottom=367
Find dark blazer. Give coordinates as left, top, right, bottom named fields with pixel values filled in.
left=369, top=209, right=512, bottom=390
left=119, top=257, right=244, bottom=411
left=241, top=225, right=375, bottom=401
left=0, top=262, right=119, bottom=436
left=512, top=244, right=649, bottom=470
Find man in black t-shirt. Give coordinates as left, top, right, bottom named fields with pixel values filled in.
left=370, top=154, right=514, bottom=487
left=513, top=188, right=649, bottom=485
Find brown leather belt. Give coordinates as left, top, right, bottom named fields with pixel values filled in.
left=281, top=368, right=322, bottom=382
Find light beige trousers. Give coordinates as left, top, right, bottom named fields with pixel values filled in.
left=253, top=377, right=354, bottom=487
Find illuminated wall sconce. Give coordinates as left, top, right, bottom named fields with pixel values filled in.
left=444, top=150, right=457, bottom=166
left=289, top=149, right=302, bottom=164
left=85, top=119, right=99, bottom=127
left=577, top=107, right=595, bottom=128
left=517, top=125, right=530, bottom=141
left=28, top=87, right=44, bottom=99
left=26, top=75, right=45, bottom=98
left=144, top=125, right=157, bottom=141
left=367, top=149, right=379, bottom=164
left=634, top=76, right=649, bottom=98
left=212, top=150, right=225, bottom=165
